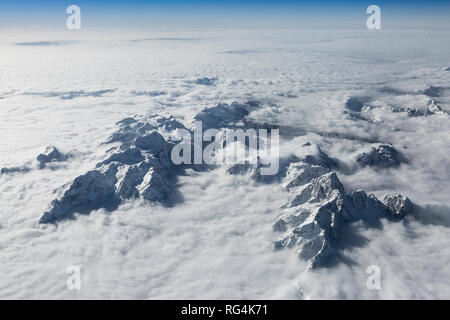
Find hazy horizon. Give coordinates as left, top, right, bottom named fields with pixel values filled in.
left=1, top=0, right=449, bottom=29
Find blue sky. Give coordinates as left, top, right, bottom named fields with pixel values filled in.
left=1, top=0, right=449, bottom=29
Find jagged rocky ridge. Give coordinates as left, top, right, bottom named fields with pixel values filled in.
left=356, top=144, right=409, bottom=169
left=226, top=144, right=338, bottom=184
left=39, top=114, right=184, bottom=223
left=225, top=139, right=415, bottom=267
left=39, top=101, right=264, bottom=223
left=273, top=146, right=415, bottom=268
left=390, top=100, right=447, bottom=117
left=344, top=95, right=448, bottom=124
left=36, top=146, right=68, bottom=169
left=37, top=99, right=416, bottom=270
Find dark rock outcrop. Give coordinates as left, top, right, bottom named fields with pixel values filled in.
left=40, top=101, right=265, bottom=223
left=195, top=77, right=218, bottom=86
left=274, top=165, right=415, bottom=268
left=356, top=145, right=408, bottom=169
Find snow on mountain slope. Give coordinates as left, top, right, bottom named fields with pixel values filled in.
left=0, top=29, right=449, bottom=299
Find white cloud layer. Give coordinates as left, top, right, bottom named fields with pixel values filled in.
left=0, top=28, right=449, bottom=299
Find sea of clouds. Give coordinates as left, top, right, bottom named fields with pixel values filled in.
left=0, top=28, right=449, bottom=299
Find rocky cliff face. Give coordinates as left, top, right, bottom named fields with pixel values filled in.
left=39, top=101, right=264, bottom=223
left=40, top=115, right=183, bottom=224
left=37, top=100, right=416, bottom=270
left=356, top=144, right=408, bottom=169
left=273, top=148, right=415, bottom=268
